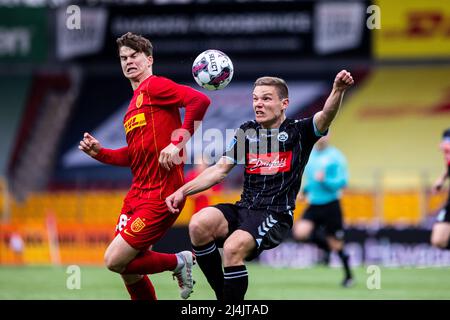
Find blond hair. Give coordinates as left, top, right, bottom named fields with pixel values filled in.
left=254, top=76, right=289, bottom=99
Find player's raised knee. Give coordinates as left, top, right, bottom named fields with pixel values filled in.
left=104, top=251, right=125, bottom=273
left=431, top=236, right=447, bottom=249
left=292, top=222, right=310, bottom=241
left=189, top=208, right=212, bottom=240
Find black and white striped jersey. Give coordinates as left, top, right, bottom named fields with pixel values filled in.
left=223, top=116, right=323, bottom=213
left=447, top=164, right=450, bottom=206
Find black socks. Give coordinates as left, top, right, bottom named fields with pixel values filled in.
left=192, top=241, right=224, bottom=300
left=223, top=265, right=248, bottom=301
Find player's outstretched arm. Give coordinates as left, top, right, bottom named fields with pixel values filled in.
left=314, top=70, right=354, bottom=134
left=79, top=132, right=130, bottom=167
left=432, top=167, right=449, bottom=194
left=165, top=157, right=234, bottom=214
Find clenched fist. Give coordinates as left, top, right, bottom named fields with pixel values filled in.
left=333, top=70, right=354, bottom=91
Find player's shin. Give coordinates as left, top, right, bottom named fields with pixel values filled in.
left=192, top=241, right=224, bottom=300
left=124, top=275, right=157, bottom=300
left=337, top=249, right=353, bottom=286
left=223, top=265, right=248, bottom=301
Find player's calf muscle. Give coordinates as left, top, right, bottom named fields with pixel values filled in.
left=223, top=241, right=248, bottom=265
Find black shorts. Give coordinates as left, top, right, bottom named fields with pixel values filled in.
left=301, top=200, right=345, bottom=240
left=436, top=201, right=450, bottom=223
left=213, top=203, right=293, bottom=261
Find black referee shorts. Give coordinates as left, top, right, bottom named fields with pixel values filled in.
left=301, top=200, right=345, bottom=240
left=213, top=203, right=293, bottom=261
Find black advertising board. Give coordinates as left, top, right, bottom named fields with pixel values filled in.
left=56, top=1, right=371, bottom=62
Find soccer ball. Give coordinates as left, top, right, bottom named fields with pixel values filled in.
left=192, top=49, right=234, bottom=90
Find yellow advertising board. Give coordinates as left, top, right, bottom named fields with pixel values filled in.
left=374, top=0, right=450, bottom=58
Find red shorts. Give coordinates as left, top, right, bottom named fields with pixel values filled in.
left=114, top=191, right=184, bottom=251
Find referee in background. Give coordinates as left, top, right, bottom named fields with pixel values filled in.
left=292, top=135, right=354, bottom=287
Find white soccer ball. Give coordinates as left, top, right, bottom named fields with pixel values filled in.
left=192, top=49, right=234, bottom=90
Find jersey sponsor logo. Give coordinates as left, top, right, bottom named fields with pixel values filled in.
left=124, top=113, right=147, bottom=134
left=246, top=151, right=292, bottom=175
left=136, top=92, right=144, bottom=108
left=131, top=217, right=146, bottom=233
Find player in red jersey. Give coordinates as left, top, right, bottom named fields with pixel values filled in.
left=78, top=32, right=211, bottom=300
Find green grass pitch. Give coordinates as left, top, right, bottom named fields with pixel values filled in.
left=1, top=264, right=449, bottom=300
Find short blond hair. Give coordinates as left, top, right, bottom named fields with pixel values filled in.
left=254, top=76, right=289, bottom=99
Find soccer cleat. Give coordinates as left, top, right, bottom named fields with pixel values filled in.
left=341, top=276, right=354, bottom=288
left=173, top=251, right=196, bottom=299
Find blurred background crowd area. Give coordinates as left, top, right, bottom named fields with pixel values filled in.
left=0, top=0, right=449, bottom=266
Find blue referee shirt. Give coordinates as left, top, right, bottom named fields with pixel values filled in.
left=303, top=146, right=348, bottom=205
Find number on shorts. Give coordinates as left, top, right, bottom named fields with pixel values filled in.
left=116, top=214, right=128, bottom=232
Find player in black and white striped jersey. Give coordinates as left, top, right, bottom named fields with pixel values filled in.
left=166, top=71, right=354, bottom=300
left=431, top=128, right=450, bottom=250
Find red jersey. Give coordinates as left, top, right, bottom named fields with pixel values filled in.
left=95, top=75, right=210, bottom=200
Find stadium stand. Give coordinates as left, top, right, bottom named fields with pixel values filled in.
left=332, top=65, right=450, bottom=190
left=8, top=72, right=80, bottom=201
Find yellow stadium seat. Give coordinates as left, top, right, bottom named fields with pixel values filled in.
left=382, top=191, right=422, bottom=225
